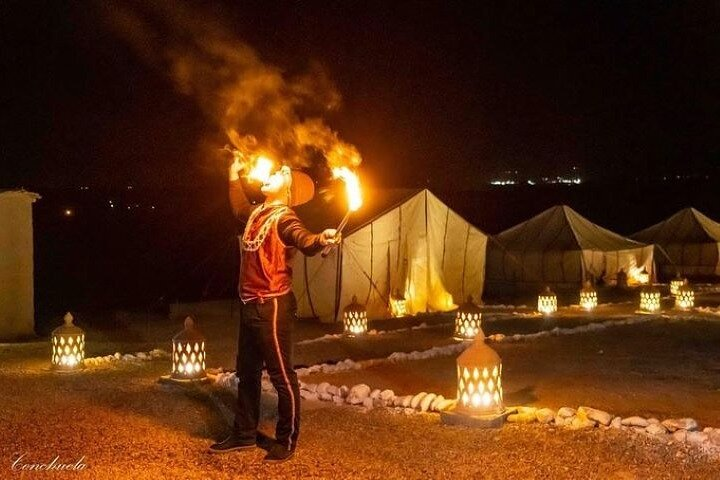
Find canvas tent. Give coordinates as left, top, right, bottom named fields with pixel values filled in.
left=631, top=208, right=720, bottom=278
left=0, top=190, right=40, bottom=340
left=293, top=189, right=488, bottom=323
left=486, top=205, right=655, bottom=293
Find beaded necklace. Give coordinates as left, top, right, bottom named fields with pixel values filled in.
left=242, top=204, right=289, bottom=252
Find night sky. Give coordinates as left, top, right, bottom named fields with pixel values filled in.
left=1, top=1, right=718, bottom=189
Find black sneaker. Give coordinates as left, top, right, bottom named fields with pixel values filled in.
left=256, top=432, right=276, bottom=451
left=263, top=443, right=295, bottom=463
left=208, top=434, right=256, bottom=454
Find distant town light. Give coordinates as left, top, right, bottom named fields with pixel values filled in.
left=63, top=208, right=74, bottom=217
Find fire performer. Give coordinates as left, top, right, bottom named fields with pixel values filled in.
left=209, top=157, right=339, bottom=462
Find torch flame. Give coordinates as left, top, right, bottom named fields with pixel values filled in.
left=332, top=166, right=362, bottom=212
left=247, top=155, right=275, bottom=184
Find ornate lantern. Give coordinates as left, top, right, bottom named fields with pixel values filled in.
left=51, top=312, right=85, bottom=370
left=454, top=296, right=483, bottom=341
left=675, top=280, right=695, bottom=310
left=171, top=317, right=206, bottom=380
left=343, top=296, right=368, bottom=336
left=389, top=290, right=407, bottom=318
left=639, top=286, right=661, bottom=313
left=537, top=286, right=558, bottom=315
left=579, top=281, right=598, bottom=311
left=440, top=331, right=506, bottom=428
left=670, top=275, right=686, bottom=296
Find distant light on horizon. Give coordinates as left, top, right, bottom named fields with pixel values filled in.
left=63, top=208, right=74, bottom=217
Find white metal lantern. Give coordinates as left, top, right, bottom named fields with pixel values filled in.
left=639, top=286, right=661, bottom=313
left=537, top=286, right=558, bottom=315
left=456, top=332, right=504, bottom=415
left=390, top=290, right=408, bottom=318
left=171, top=317, right=206, bottom=380
left=675, top=281, right=695, bottom=310
left=670, top=275, right=686, bottom=296
left=51, top=312, right=85, bottom=370
left=454, top=296, right=483, bottom=341
left=579, top=282, right=598, bottom=311
left=343, top=296, right=368, bottom=336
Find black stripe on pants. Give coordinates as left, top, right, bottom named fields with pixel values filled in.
left=234, top=293, right=300, bottom=450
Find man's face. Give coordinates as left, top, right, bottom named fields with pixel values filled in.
left=260, top=166, right=291, bottom=196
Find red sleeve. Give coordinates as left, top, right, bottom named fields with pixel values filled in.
left=277, top=210, right=324, bottom=256
left=229, top=179, right=255, bottom=222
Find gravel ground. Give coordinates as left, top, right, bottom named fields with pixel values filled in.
left=1, top=353, right=719, bottom=479
left=3, top=298, right=720, bottom=478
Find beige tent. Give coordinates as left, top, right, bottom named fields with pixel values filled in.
left=486, top=205, right=655, bottom=293
left=293, top=189, right=488, bottom=322
left=0, top=190, right=40, bottom=340
left=631, top=208, right=720, bottom=278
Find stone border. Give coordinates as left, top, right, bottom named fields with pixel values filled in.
left=83, top=348, right=170, bottom=367
left=212, top=372, right=720, bottom=457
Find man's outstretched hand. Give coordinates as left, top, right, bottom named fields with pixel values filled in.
left=229, top=158, right=244, bottom=182
left=319, top=229, right=341, bottom=246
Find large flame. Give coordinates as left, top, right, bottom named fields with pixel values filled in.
left=246, top=156, right=275, bottom=184
left=332, top=166, right=362, bottom=212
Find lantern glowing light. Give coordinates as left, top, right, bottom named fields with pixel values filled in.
left=171, top=317, right=206, bottom=380
left=639, top=286, right=661, bottom=313
left=390, top=290, right=408, bottom=318
left=675, top=280, right=695, bottom=310
left=454, top=296, right=483, bottom=341
left=670, top=275, right=686, bottom=296
left=579, top=281, right=598, bottom=311
left=51, top=312, right=85, bottom=371
left=441, top=331, right=506, bottom=428
left=343, top=296, right=368, bottom=336
left=538, top=286, right=558, bottom=315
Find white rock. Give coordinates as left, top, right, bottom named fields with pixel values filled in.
left=347, top=384, right=371, bottom=405
left=135, top=352, right=148, bottom=360
left=622, top=416, right=649, bottom=428
left=419, top=393, right=437, bottom=412
left=647, top=418, right=660, bottom=425
left=610, top=417, right=623, bottom=429
left=114, top=352, right=121, bottom=359
left=410, top=392, right=427, bottom=409
left=707, top=429, right=720, bottom=446
left=370, top=389, right=381, bottom=400
left=401, top=395, right=413, bottom=408
left=316, top=382, right=331, bottom=395
left=672, top=430, right=688, bottom=443
left=300, top=391, right=319, bottom=401
left=430, top=395, right=445, bottom=412
left=578, top=407, right=613, bottom=426
left=304, top=383, right=317, bottom=393
left=333, top=395, right=344, bottom=405
left=326, top=385, right=338, bottom=396
left=436, top=399, right=456, bottom=411
left=570, top=416, right=596, bottom=430
left=362, top=397, right=374, bottom=410
left=339, top=385, right=349, bottom=398
left=380, top=389, right=395, bottom=403
left=536, top=408, right=556, bottom=424
left=557, top=407, right=576, bottom=418
left=554, top=415, right=569, bottom=427
left=508, top=412, right=537, bottom=424
left=646, top=423, right=668, bottom=435
left=319, top=392, right=333, bottom=401
left=686, top=431, right=709, bottom=445
left=661, top=418, right=699, bottom=432
left=122, top=354, right=135, bottom=361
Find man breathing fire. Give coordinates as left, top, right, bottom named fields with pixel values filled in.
left=209, top=157, right=339, bottom=463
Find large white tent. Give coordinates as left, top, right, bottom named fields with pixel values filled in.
left=631, top=207, right=720, bottom=278
left=293, top=189, right=488, bottom=323
left=0, top=190, right=40, bottom=340
left=486, top=205, right=655, bottom=293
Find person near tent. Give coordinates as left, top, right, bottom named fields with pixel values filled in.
left=209, top=158, right=339, bottom=462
